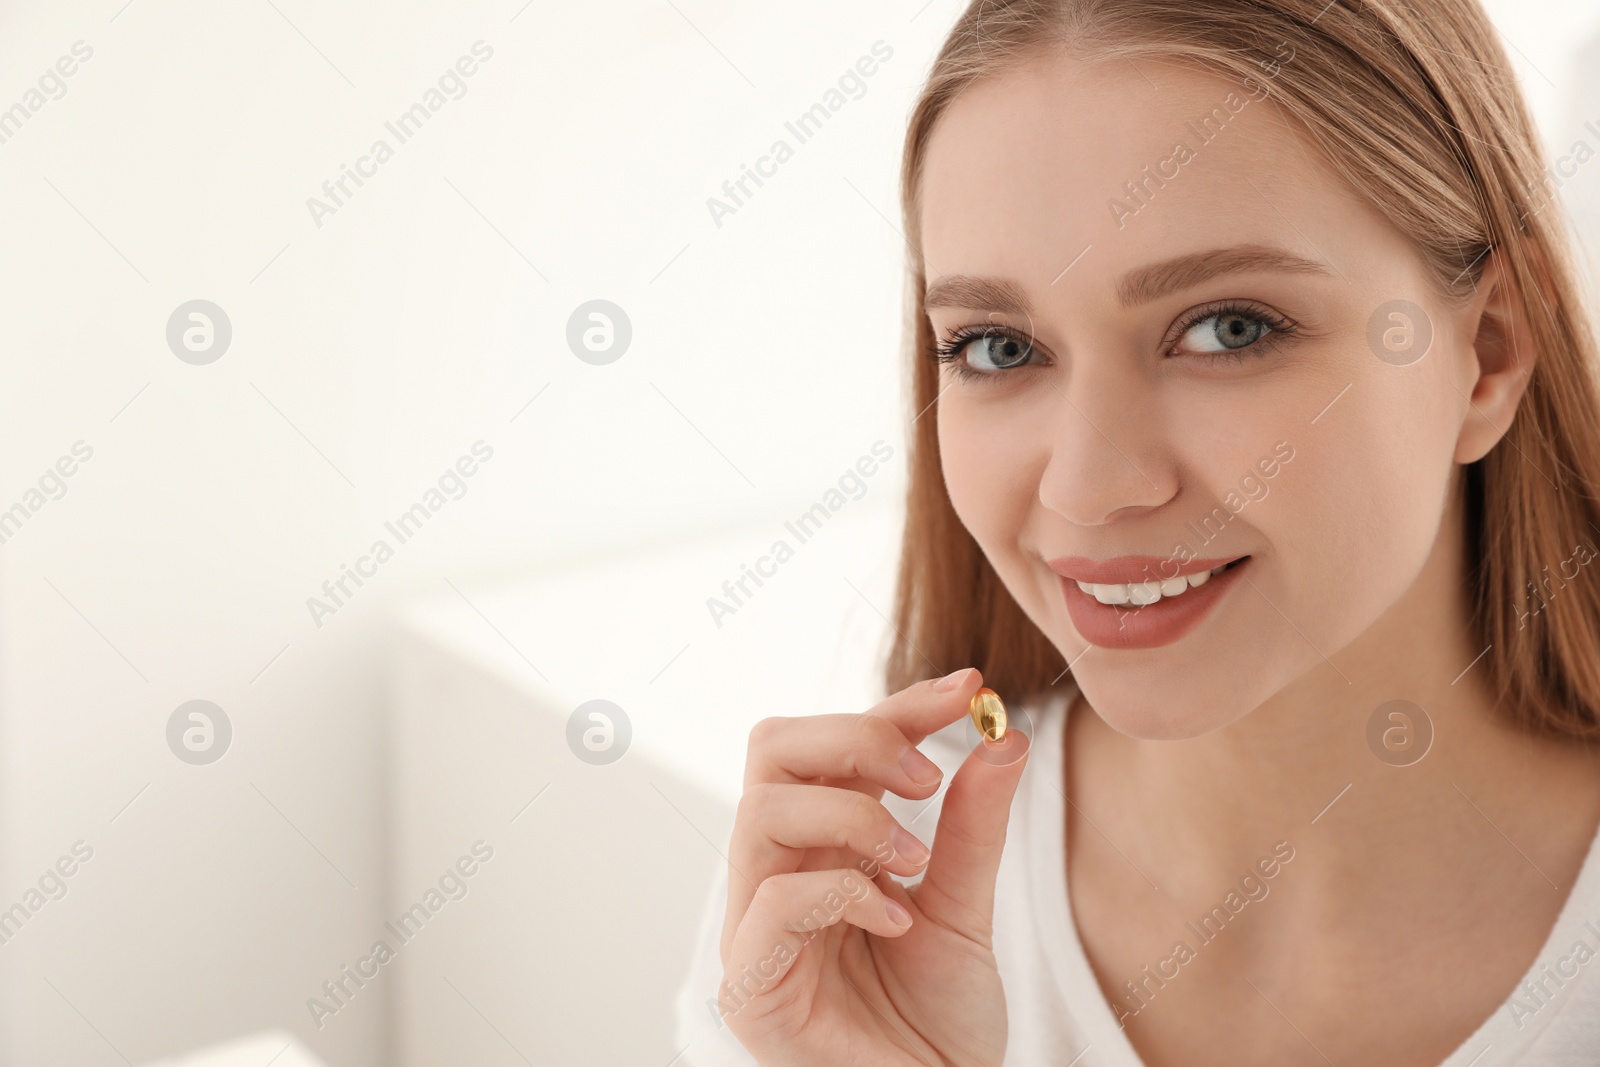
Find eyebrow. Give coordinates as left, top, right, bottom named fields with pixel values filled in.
left=922, top=245, right=1334, bottom=315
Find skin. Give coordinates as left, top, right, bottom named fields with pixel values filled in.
left=920, top=49, right=1600, bottom=1066
left=717, top=48, right=1600, bottom=1067
left=718, top=666, right=1031, bottom=1066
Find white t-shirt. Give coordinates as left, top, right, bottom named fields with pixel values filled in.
left=673, top=683, right=1600, bottom=1065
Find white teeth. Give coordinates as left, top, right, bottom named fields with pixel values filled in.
left=1074, top=563, right=1232, bottom=607
left=1088, top=582, right=1130, bottom=605
left=1127, top=581, right=1162, bottom=606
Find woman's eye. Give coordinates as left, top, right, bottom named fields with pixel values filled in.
left=960, top=330, right=1034, bottom=371
left=1178, top=310, right=1274, bottom=354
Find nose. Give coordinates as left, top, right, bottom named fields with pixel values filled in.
left=1036, top=372, right=1178, bottom=526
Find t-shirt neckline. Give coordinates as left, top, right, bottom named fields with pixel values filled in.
left=1028, top=682, right=1600, bottom=1067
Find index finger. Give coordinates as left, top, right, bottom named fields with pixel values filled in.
left=742, top=667, right=985, bottom=792
left=865, top=667, right=985, bottom=747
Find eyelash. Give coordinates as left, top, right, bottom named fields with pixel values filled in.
left=1172, top=300, right=1298, bottom=364
left=931, top=300, right=1298, bottom=381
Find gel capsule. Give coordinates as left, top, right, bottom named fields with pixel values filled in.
left=969, top=687, right=1007, bottom=742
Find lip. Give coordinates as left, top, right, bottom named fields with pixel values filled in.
left=1054, top=555, right=1251, bottom=650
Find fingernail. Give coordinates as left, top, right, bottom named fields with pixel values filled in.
left=884, top=898, right=912, bottom=927
left=899, top=745, right=942, bottom=786
left=933, top=667, right=971, bottom=692
left=891, top=824, right=930, bottom=866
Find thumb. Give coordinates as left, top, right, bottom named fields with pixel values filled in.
left=910, top=728, right=1031, bottom=943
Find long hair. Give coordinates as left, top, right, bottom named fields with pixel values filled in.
left=885, top=0, right=1600, bottom=737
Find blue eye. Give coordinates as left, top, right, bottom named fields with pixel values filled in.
left=1183, top=311, right=1268, bottom=351
left=931, top=300, right=1297, bottom=381
left=1171, top=303, right=1295, bottom=361
left=933, top=325, right=1037, bottom=380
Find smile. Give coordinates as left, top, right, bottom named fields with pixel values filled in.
left=1074, top=560, right=1242, bottom=606
left=1048, top=555, right=1251, bottom=650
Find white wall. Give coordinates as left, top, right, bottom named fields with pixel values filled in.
left=0, top=1, right=1596, bottom=1064
left=0, top=1, right=948, bottom=1063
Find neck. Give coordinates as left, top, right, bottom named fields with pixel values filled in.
left=1077, top=479, right=1600, bottom=913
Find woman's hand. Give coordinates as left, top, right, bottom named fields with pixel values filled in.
left=714, top=667, right=1032, bottom=1067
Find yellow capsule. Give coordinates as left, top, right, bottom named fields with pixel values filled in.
left=969, top=687, right=1007, bottom=742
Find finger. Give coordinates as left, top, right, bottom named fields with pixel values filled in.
left=743, top=711, right=946, bottom=797
left=910, top=728, right=1031, bottom=945
left=731, top=783, right=933, bottom=880
left=721, top=782, right=932, bottom=956
left=864, top=666, right=987, bottom=748
left=719, top=867, right=913, bottom=1028
left=742, top=667, right=984, bottom=791
left=722, top=782, right=931, bottom=959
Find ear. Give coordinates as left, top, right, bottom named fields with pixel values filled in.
left=1453, top=245, right=1541, bottom=465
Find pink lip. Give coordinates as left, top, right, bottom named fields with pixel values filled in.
left=1053, top=555, right=1252, bottom=650
left=1046, top=554, right=1244, bottom=586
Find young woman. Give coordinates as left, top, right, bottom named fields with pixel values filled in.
left=675, top=1, right=1600, bottom=1063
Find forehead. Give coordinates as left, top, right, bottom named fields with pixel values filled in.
left=916, top=51, right=1369, bottom=300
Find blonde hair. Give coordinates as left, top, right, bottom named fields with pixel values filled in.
left=886, top=0, right=1600, bottom=737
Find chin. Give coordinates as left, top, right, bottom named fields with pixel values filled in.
left=1080, top=688, right=1227, bottom=740
left=1038, top=579, right=1334, bottom=740
left=1065, top=659, right=1264, bottom=741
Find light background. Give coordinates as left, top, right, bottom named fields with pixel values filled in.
left=0, top=1, right=1597, bottom=1065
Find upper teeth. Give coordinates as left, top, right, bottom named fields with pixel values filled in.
left=1077, top=564, right=1229, bottom=606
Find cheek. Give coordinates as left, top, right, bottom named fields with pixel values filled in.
left=937, top=399, right=1041, bottom=554
left=1264, top=367, right=1460, bottom=630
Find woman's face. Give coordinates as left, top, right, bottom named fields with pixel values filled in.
left=920, top=51, right=1505, bottom=739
